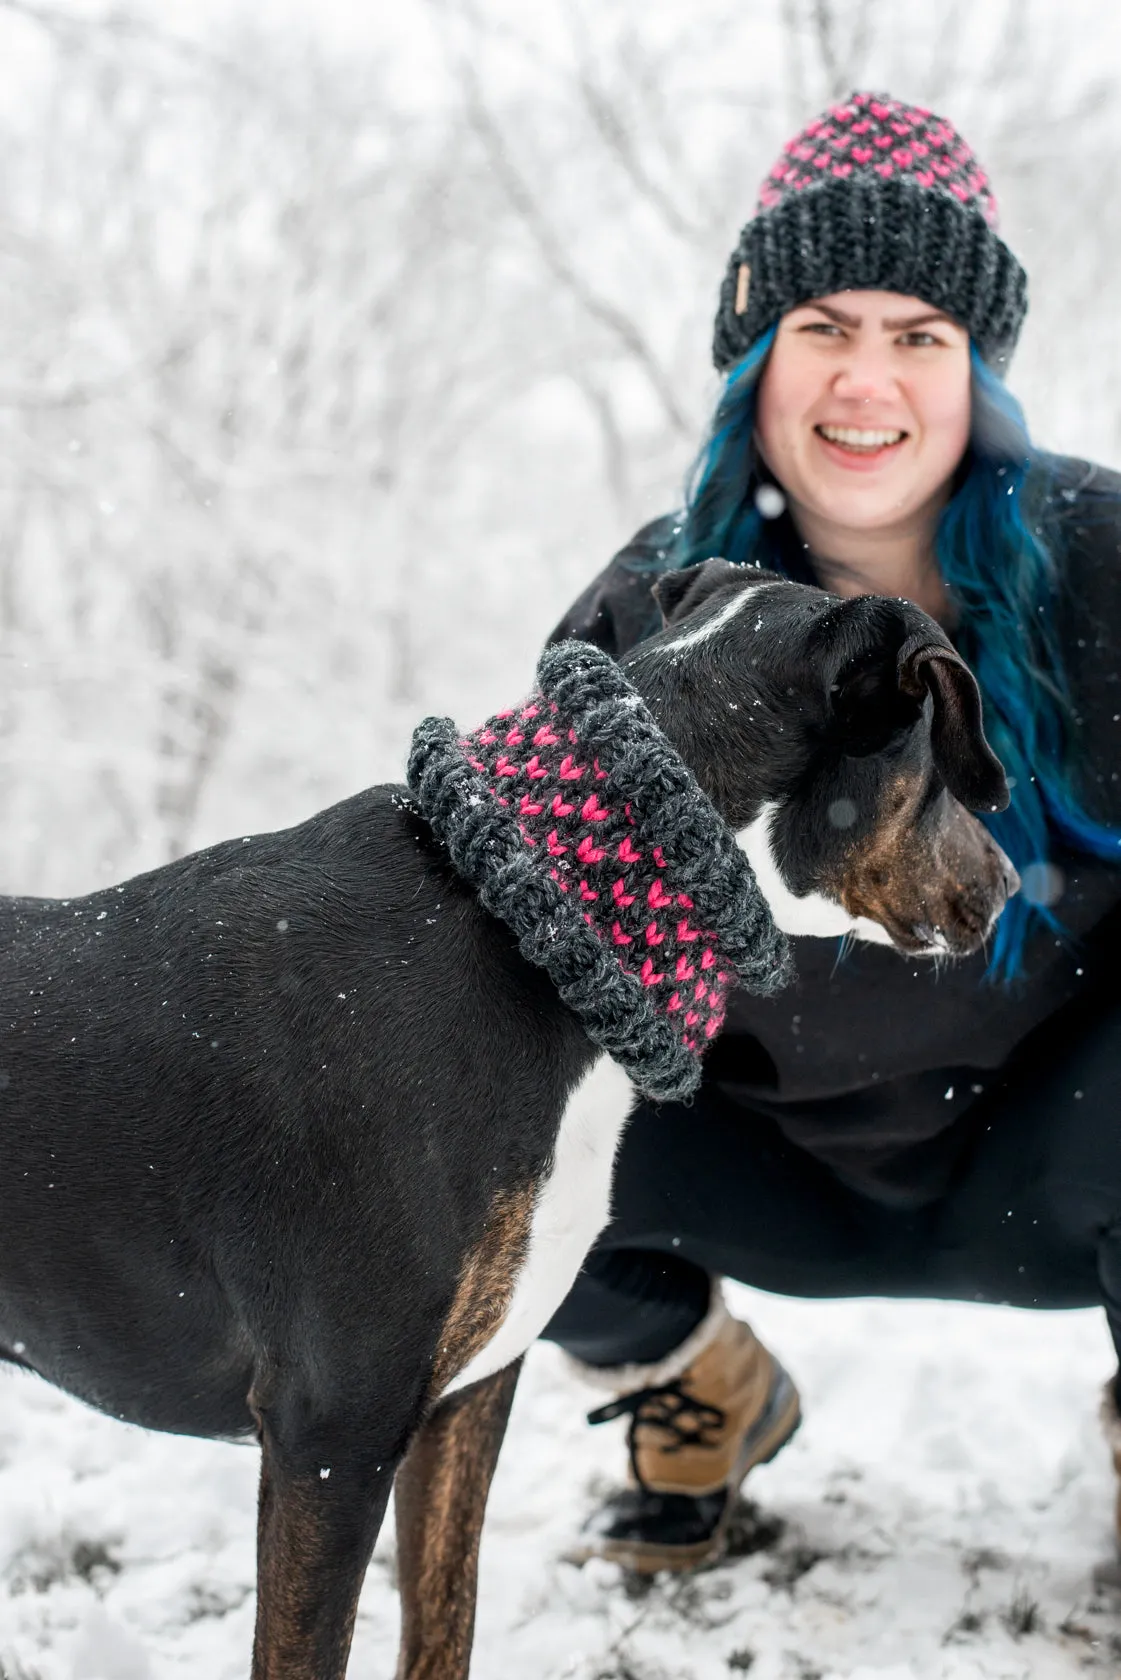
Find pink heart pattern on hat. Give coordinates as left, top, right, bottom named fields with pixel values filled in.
left=756, top=90, right=999, bottom=227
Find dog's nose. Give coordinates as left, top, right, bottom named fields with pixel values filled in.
left=998, top=852, right=1020, bottom=905
left=984, top=835, right=1018, bottom=910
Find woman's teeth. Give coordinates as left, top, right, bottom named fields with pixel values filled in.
left=817, top=425, right=906, bottom=452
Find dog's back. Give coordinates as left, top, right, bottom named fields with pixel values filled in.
left=0, top=786, right=588, bottom=1437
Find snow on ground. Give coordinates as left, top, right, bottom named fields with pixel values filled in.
left=1, top=1288, right=1119, bottom=1679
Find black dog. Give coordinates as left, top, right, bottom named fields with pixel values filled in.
left=0, top=562, right=1015, bottom=1679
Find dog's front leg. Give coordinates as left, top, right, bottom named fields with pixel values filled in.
left=393, top=1359, right=523, bottom=1680
left=252, top=1413, right=399, bottom=1680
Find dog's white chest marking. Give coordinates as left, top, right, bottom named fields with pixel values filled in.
left=445, top=1056, right=635, bottom=1396
left=737, top=802, right=893, bottom=946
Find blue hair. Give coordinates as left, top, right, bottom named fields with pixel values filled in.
left=672, top=337, right=1121, bottom=981
left=677, top=326, right=779, bottom=571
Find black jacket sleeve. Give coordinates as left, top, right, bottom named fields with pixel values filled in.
left=546, top=514, right=682, bottom=658
left=1050, top=458, right=1121, bottom=828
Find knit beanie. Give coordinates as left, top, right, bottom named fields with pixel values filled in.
left=713, top=91, right=1028, bottom=374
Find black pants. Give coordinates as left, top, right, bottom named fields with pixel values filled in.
left=545, top=987, right=1121, bottom=1373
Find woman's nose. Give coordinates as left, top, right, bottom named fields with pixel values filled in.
left=831, top=348, right=895, bottom=402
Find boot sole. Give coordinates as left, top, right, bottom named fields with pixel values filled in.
left=569, top=1362, right=802, bottom=1576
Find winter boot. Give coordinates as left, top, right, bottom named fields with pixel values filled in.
left=567, top=1285, right=801, bottom=1573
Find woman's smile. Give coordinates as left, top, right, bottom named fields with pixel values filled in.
left=813, top=422, right=909, bottom=470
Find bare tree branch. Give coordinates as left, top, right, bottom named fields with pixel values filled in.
left=849, top=0, right=881, bottom=83
left=574, top=69, right=704, bottom=244
left=457, top=57, right=690, bottom=437
left=781, top=0, right=810, bottom=120
left=0, top=341, right=192, bottom=411
left=0, top=0, right=279, bottom=103
left=810, top=0, right=849, bottom=102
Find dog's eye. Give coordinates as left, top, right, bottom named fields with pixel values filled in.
left=841, top=719, right=915, bottom=758
left=830, top=654, right=923, bottom=753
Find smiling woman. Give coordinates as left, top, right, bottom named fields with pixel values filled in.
left=755, top=291, right=971, bottom=623
left=544, top=89, right=1121, bottom=1581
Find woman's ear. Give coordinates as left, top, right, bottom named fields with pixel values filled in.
left=651, top=558, right=746, bottom=626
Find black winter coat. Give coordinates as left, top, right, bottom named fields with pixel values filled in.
left=548, top=456, right=1121, bottom=1205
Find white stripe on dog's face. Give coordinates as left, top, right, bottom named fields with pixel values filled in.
left=656, top=579, right=773, bottom=655
left=736, top=803, right=894, bottom=946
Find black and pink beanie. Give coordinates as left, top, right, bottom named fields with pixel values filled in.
left=407, top=641, right=791, bottom=1103
left=713, top=90, right=1028, bottom=375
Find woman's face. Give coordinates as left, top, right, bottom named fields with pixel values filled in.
left=755, top=290, right=972, bottom=539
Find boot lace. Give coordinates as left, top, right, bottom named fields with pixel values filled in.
left=587, top=1380, right=726, bottom=1494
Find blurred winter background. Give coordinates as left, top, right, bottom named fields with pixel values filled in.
left=1, top=0, right=1120, bottom=892
left=1, top=1, right=1120, bottom=1676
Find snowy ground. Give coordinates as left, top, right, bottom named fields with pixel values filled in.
left=1, top=1288, right=1118, bottom=1680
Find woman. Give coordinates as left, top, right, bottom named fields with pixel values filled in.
left=544, top=90, right=1121, bottom=1575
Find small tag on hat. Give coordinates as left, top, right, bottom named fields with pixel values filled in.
left=735, top=263, right=751, bottom=315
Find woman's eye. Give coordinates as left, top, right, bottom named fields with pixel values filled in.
left=801, top=321, right=842, bottom=336
left=899, top=331, right=938, bottom=347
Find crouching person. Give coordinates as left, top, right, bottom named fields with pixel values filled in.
left=544, top=90, right=1121, bottom=1573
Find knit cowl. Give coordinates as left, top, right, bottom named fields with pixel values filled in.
left=407, top=641, right=791, bottom=1102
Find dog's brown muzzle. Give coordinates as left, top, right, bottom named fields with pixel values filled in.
left=842, top=799, right=1020, bottom=959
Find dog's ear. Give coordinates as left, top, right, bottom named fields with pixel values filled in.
left=826, top=596, right=922, bottom=745
left=898, top=640, right=1010, bottom=813
left=825, top=599, right=1010, bottom=812
left=651, top=558, right=749, bottom=626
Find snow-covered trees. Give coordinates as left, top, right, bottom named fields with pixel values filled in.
left=0, top=0, right=1115, bottom=891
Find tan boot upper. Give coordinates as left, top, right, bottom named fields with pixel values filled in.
left=627, top=1310, right=783, bottom=1496
left=572, top=1288, right=800, bottom=1501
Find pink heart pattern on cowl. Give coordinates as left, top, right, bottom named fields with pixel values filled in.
left=458, top=697, right=736, bottom=1054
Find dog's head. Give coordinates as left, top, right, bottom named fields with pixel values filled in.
left=622, top=559, right=1018, bottom=958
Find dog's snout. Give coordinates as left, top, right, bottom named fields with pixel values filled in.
left=835, top=800, right=1021, bottom=961
left=935, top=832, right=1019, bottom=956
